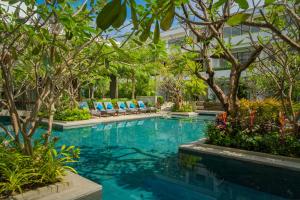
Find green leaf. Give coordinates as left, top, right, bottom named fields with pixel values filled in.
left=96, top=0, right=121, bottom=30
left=32, top=46, right=40, bottom=55
left=109, top=38, right=131, bottom=58
left=139, top=16, right=154, bottom=42
left=227, top=13, right=251, bottom=26
left=234, top=0, right=249, bottom=9
left=132, top=38, right=143, bottom=46
left=130, top=0, right=139, bottom=29
left=153, top=20, right=160, bottom=44
left=264, top=0, right=275, bottom=6
left=112, top=1, right=127, bottom=28
left=161, top=3, right=175, bottom=31
left=139, top=29, right=150, bottom=42
left=212, top=0, right=228, bottom=10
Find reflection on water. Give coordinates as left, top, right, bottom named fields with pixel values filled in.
left=178, top=152, right=300, bottom=200
left=50, top=117, right=299, bottom=200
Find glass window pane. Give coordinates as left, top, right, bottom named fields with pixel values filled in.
left=241, top=25, right=250, bottom=34
left=224, top=27, right=231, bottom=37
left=231, top=26, right=241, bottom=36
left=251, top=26, right=260, bottom=33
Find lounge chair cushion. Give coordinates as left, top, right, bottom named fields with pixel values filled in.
left=129, top=103, right=135, bottom=108
left=80, top=102, right=89, bottom=109
left=107, top=103, right=113, bottom=109
left=139, top=102, right=145, bottom=108
left=120, top=103, right=125, bottom=109
left=96, top=103, right=103, bottom=111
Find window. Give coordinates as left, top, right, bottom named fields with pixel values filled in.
left=168, top=37, right=185, bottom=47
left=251, top=26, right=260, bottom=33
left=231, top=26, right=241, bottom=36
left=241, top=25, right=250, bottom=34
left=224, top=25, right=260, bottom=38
left=233, top=51, right=251, bottom=64
left=224, top=27, right=231, bottom=37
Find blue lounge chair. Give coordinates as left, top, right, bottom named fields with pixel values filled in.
left=79, top=101, right=89, bottom=110
left=137, top=101, right=147, bottom=113
left=104, top=102, right=124, bottom=116
left=94, top=102, right=116, bottom=116
left=117, top=102, right=127, bottom=115
left=137, top=101, right=156, bottom=113
left=126, top=101, right=138, bottom=114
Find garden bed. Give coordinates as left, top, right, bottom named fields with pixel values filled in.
left=10, top=172, right=102, bottom=200
left=180, top=138, right=300, bottom=172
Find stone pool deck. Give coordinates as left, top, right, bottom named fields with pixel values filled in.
left=42, top=112, right=165, bottom=130
left=180, top=139, right=300, bottom=172
left=11, top=172, right=102, bottom=200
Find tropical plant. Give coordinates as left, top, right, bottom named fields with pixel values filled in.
left=0, top=141, right=79, bottom=197
left=54, top=108, right=91, bottom=121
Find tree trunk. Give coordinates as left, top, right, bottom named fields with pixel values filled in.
left=110, top=74, right=118, bottom=99
left=131, top=77, right=135, bottom=99
left=227, top=68, right=241, bottom=121
left=44, top=102, right=55, bottom=146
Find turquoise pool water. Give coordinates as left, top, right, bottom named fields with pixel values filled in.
left=47, top=116, right=298, bottom=199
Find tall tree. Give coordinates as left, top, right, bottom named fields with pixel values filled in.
left=0, top=0, right=113, bottom=155
left=96, top=0, right=264, bottom=122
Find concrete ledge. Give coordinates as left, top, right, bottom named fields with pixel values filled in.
left=10, top=172, right=102, bottom=200
left=179, top=138, right=300, bottom=172
left=0, top=109, right=31, bottom=117
left=170, top=112, right=199, bottom=117
left=41, top=113, right=164, bottom=130
left=195, top=110, right=222, bottom=116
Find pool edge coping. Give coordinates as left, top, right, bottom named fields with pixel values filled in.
left=179, top=138, right=300, bottom=172
left=10, top=172, right=102, bottom=200
left=40, top=113, right=165, bottom=130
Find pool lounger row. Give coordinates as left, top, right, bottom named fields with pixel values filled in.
left=79, top=101, right=156, bottom=117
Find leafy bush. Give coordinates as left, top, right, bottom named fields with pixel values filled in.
left=239, top=98, right=282, bottom=125
left=157, top=96, right=164, bottom=105
left=206, top=123, right=300, bottom=157
left=54, top=108, right=91, bottom=121
left=172, top=103, right=193, bottom=112
left=146, top=101, right=155, bottom=107
left=0, top=142, right=79, bottom=197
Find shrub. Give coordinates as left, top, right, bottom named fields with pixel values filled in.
left=239, top=98, right=282, bottom=125
left=206, top=122, right=300, bottom=157
left=0, top=142, right=79, bottom=197
left=54, top=108, right=91, bottom=121
left=157, top=96, right=164, bottom=105
left=172, top=103, right=193, bottom=112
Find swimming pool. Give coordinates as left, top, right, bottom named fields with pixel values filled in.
left=51, top=116, right=299, bottom=200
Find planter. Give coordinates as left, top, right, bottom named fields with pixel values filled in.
left=8, top=172, right=102, bottom=200
left=179, top=138, right=300, bottom=172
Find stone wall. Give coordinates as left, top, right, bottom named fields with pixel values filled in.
left=136, top=96, right=157, bottom=104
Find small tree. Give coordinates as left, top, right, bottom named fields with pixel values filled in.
left=0, top=1, right=110, bottom=155
left=251, top=41, right=300, bottom=134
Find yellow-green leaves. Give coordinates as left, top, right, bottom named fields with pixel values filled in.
left=96, top=0, right=122, bottom=30
left=234, top=0, right=249, bottom=9
left=212, top=0, right=228, bottom=10
left=264, top=0, right=276, bottom=6
left=153, top=20, right=160, bottom=44
left=112, top=1, right=127, bottom=28
left=160, top=3, right=175, bottom=31
left=227, top=13, right=251, bottom=26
